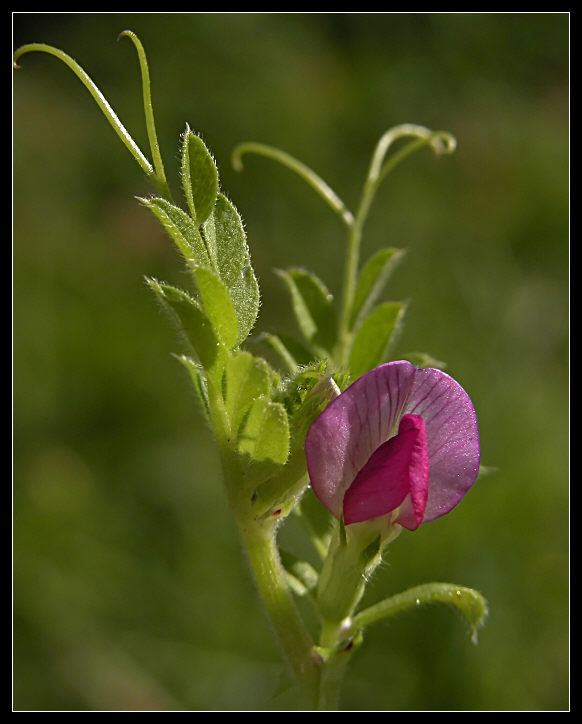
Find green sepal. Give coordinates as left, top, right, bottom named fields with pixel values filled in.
left=225, top=351, right=274, bottom=439
left=139, top=196, right=210, bottom=268
left=276, top=267, right=337, bottom=356
left=191, top=265, right=239, bottom=350
left=351, top=582, right=489, bottom=645
left=348, top=301, right=406, bottom=378
left=317, top=523, right=383, bottom=624
left=350, top=247, right=406, bottom=329
left=181, top=125, right=219, bottom=226
left=145, top=277, right=227, bottom=378
left=284, top=367, right=339, bottom=441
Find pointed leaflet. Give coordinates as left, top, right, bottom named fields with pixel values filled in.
left=277, top=268, right=337, bottom=355
left=203, top=194, right=248, bottom=287
left=256, top=333, right=299, bottom=374
left=174, top=354, right=210, bottom=421
left=140, top=196, right=210, bottom=268
left=190, top=265, right=239, bottom=350
left=238, top=396, right=290, bottom=487
left=181, top=126, right=219, bottom=227
left=146, top=278, right=227, bottom=376
left=203, top=194, right=260, bottom=344
left=225, top=351, right=274, bottom=438
left=350, top=247, right=405, bottom=329
left=229, top=264, right=260, bottom=344
left=348, top=301, right=405, bottom=379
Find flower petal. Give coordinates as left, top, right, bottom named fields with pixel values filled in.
left=305, top=361, right=480, bottom=525
left=305, top=361, right=416, bottom=518
left=343, top=414, right=429, bottom=528
left=403, top=367, right=480, bottom=522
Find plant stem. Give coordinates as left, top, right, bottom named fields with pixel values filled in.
left=234, top=511, right=321, bottom=697
left=232, top=142, right=354, bottom=226
left=337, top=215, right=362, bottom=367
left=13, top=43, right=155, bottom=181
left=119, top=30, right=173, bottom=202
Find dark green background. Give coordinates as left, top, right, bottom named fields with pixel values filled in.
left=13, top=13, right=569, bottom=711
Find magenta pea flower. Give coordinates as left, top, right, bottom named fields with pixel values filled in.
left=305, top=361, right=480, bottom=530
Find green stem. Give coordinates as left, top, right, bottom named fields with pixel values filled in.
left=119, top=30, right=173, bottom=201
left=316, top=649, right=353, bottom=710
left=337, top=213, right=363, bottom=366
left=336, top=125, right=456, bottom=366
left=235, top=511, right=321, bottom=698
left=14, top=43, right=155, bottom=181
left=348, top=581, right=489, bottom=645
left=232, top=142, right=354, bottom=227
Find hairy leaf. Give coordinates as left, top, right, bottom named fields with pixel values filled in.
left=181, top=126, right=219, bottom=226
left=238, top=396, right=290, bottom=466
left=140, top=196, right=210, bottom=268
left=228, top=262, right=260, bottom=344
left=146, top=278, right=226, bottom=376
left=191, top=266, right=239, bottom=350
left=225, top=351, right=274, bottom=438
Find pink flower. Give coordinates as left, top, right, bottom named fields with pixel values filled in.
left=305, top=361, right=480, bottom=530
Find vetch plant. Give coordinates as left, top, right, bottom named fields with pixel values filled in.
left=14, top=32, right=488, bottom=711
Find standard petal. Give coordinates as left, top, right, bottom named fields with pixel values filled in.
left=343, top=414, right=429, bottom=528
left=305, top=361, right=416, bottom=517
left=403, top=367, right=480, bottom=522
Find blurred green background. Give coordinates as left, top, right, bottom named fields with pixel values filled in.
left=13, top=13, right=569, bottom=711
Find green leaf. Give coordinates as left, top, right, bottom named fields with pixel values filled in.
left=402, top=351, right=447, bottom=370
left=352, top=582, right=489, bottom=645
left=238, top=396, right=290, bottom=467
left=174, top=354, right=210, bottom=420
left=146, top=278, right=226, bottom=376
left=181, top=126, right=219, bottom=226
left=228, top=261, right=260, bottom=344
left=225, top=351, right=274, bottom=437
left=203, top=195, right=260, bottom=344
left=139, top=196, right=210, bottom=268
left=255, top=332, right=316, bottom=372
left=203, top=194, right=248, bottom=287
left=191, top=266, right=239, bottom=350
left=277, top=268, right=337, bottom=355
left=256, top=333, right=299, bottom=374
left=348, top=301, right=406, bottom=378
left=350, top=247, right=405, bottom=329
